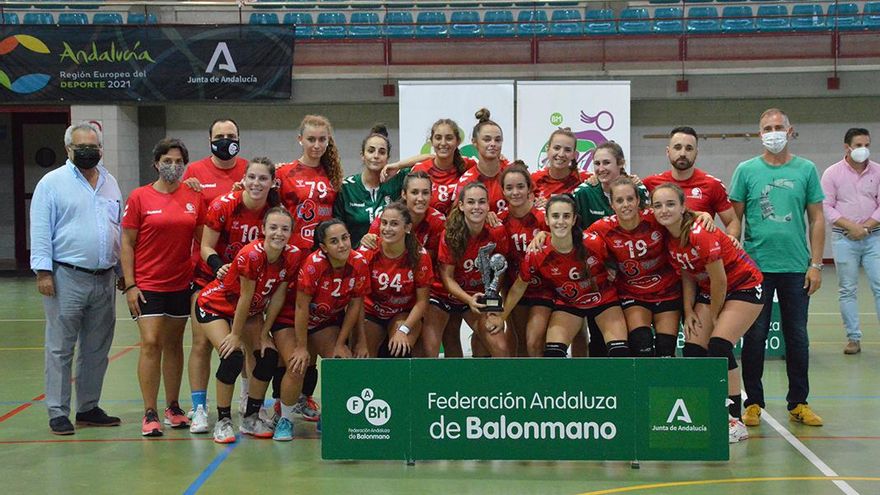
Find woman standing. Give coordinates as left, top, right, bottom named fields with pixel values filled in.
left=195, top=207, right=300, bottom=444
left=454, top=108, right=510, bottom=213
left=589, top=177, right=683, bottom=358
left=498, top=163, right=551, bottom=357
left=358, top=203, right=433, bottom=358
left=531, top=128, right=591, bottom=204
left=652, top=183, right=764, bottom=444
left=488, top=195, right=630, bottom=357
left=122, top=138, right=202, bottom=437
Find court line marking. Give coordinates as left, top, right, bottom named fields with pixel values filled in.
left=577, top=477, right=880, bottom=495
left=763, top=410, right=860, bottom=495
left=183, top=440, right=239, bottom=495
left=0, top=343, right=139, bottom=424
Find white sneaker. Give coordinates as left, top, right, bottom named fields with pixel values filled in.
left=213, top=417, right=236, bottom=444
left=239, top=414, right=273, bottom=439
left=729, top=418, right=749, bottom=444
left=189, top=405, right=209, bottom=434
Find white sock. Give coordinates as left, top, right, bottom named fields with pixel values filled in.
left=281, top=402, right=296, bottom=421
left=240, top=377, right=249, bottom=396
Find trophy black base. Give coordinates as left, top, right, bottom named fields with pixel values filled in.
left=477, top=295, right=503, bottom=313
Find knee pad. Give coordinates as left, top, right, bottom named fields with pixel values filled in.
left=215, top=350, right=244, bottom=385
left=682, top=342, right=708, bottom=358
left=606, top=340, right=630, bottom=357
left=708, top=336, right=738, bottom=370
left=655, top=333, right=677, bottom=357
left=543, top=342, right=568, bottom=358
left=628, top=327, right=655, bottom=357
left=251, top=348, right=279, bottom=382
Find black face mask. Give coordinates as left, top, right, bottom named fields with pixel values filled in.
left=72, top=147, right=101, bottom=170
left=211, top=138, right=240, bottom=161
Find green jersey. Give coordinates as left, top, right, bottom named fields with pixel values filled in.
left=571, top=180, right=649, bottom=228
left=333, top=172, right=405, bottom=246
left=729, top=155, right=824, bottom=273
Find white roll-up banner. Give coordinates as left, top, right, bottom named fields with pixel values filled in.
left=515, top=81, right=631, bottom=173
left=398, top=81, right=515, bottom=160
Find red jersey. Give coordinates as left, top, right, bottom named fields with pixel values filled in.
left=666, top=223, right=763, bottom=295
left=519, top=233, right=618, bottom=309
left=122, top=185, right=203, bottom=292
left=359, top=242, right=434, bottom=320
left=182, top=155, right=248, bottom=280
left=531, top=169, right=591, bottom=200
left=453, top=161, right=510, bottom=213
left=642, top=169, right=732, bottom=218
left=436, top=225, right=510, bottom=302
left=367, top=207, right=447, bottom=255
left=498, top=207, right=548, bottom=300
left=588, top=210, right=681, bottom=302
left=197, top=241, right=302, bottom=318
left=411, top=158, right=464, bottom=216
left=194, top=190, right=269, bottom=287
left=276, top=160, right=337, bottom=249
left=298, top=249, right=370, bottom=329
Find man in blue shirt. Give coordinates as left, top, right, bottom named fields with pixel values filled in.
left=30, top=122, right=123, bottom=435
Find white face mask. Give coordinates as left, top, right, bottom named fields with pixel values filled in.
left=850, top=147, right=870, bottom=164
left=761, top=131, right=788, bottom=154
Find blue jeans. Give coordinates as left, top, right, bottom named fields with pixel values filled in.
left=741, top=272, right=810, bottom=409
left=832, top=230, right=880, bottom=342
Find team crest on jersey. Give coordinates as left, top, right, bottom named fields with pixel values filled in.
left=587, top=256, right=597, bottom=266
left=690, top=187, right=703, bottom=199
left=551, top=266, right=561, bottom=275
left=186, top=203, right=196, bottom=213
left=651, top=231, right=662, bottom=242
left=691, top=248, right=698, bottom=256
left=613, top=239, right=623, bottom=248
left=279, top=269, right=287, bottom=279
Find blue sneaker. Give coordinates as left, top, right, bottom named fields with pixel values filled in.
left=273, top=417, right=294, bottom=442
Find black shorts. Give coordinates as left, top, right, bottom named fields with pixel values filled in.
left=270, top=320, right=294, bottom=334
left=189, top=281, right=204, bottom=297
left=429, top=297, right=468, bottom=315
left=309, top=315, right=343, bottom=335
left=519, top=297, right=554, bottom=309
left=557, top=301, right=620, bottom=320
left=134, top=289, right=191, bottom=319
left=194, top=303, right=231, bottom=325
left=621, top=297, right=682, bottom=315
left=365, top=313, right=392, bottom=328
left=695, top=285, right=763, bottom=305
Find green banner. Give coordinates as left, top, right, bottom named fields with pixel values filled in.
left=323, top=358, right=728, bottom=462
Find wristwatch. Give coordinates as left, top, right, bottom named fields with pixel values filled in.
left=809, top=263, right=823, bottom=271
left=398, top=324, right=411, bottom=335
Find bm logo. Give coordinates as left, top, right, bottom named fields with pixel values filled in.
left=347, top=388, right=391, bottom=426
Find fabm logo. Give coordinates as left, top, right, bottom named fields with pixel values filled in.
left=347, top=388, right=391, bottom=426
left=537, top=110, right=615, bottom=172
left=0, top=35, right=51, bottom=94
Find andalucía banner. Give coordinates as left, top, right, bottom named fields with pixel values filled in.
left=0, top=25, right=294, bottom=102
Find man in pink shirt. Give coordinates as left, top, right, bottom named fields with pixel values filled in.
left=821, top=128, right=879, bottom=355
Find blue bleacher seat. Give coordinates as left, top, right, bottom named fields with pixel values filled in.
left=385, top=11, right=416, bottom=38
left=449, top=10, right=481, bottom=37
left=283, top=12, right=316, bottom=39
left=828, top=3, right=862, bottom=30
left=58, top=13, right=89, bottom=25
left=721, top=6, right=755, bottom=32
left=484, top=10, right=516, bottom=37
left=127, top=13, right=158, bottom=24
left=756, top=5, right=789, bottom=31
left=790, top=4, right=826, bottom=31
left=23, top=13, right=54, bottom=25
left=416, top=11, right=449, bottom=37
left=92, top=13, right=124, bottom=24
left=517, top=10, right=549, bottom=35
left=865, top=2, right=880, bottom=30
left=688, top=7, right=721, bottom=33
left=348, top=12, right=382, bottom=38
left=653, top=7, right=684, bottom=33
left=619, top=8, right=651, bottom=34
left=584, top=9, right=616, bottom=34
left=549, top=9, right=581, bottom=35
left=249, top=12, right=280, bottom=25
left=2, top=13, right=20, bottom=25
left=315, top=12, right=346, bottom=38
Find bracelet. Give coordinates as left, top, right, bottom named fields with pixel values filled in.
left=809, top=263, right=823, bottom=271
left=123, top=284, right=137, bottom=293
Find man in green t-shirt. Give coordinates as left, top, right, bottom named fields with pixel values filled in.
left=729, top=108, right=825, bottom=429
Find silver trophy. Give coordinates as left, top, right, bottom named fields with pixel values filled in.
left=474, top=242, right=507, bottom=312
